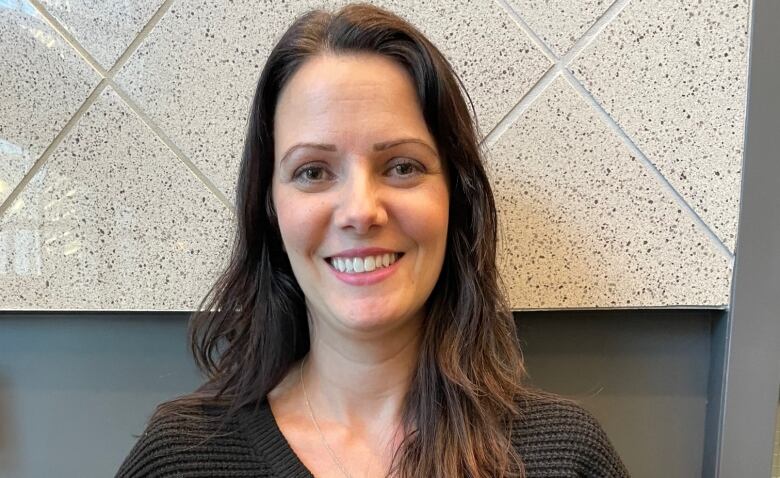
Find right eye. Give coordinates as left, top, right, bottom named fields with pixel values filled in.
left=293, top=165, right=333, bottom=184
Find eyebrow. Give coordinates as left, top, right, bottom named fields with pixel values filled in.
left=279, top=138, right=438, bottom=165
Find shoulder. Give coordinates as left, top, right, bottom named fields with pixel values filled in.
left=511, top=390, right=631, bottom=478
left=115, top=401, right=264, bottom=478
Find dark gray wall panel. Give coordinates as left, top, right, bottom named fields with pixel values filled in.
left=0, top=314, right=200, bottom=478
left=516, top=310, right=716, bottom=478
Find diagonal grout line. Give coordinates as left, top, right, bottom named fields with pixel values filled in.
left=108, top=0, right=236, bottom=214
left=494, top=0, right=559, bottom=62
left=28, top=0, right=106, bottom=76
left=559, top=0, right=631, bottom=66
left=481, top=64, right=560, bottom=149
left=480, top=0, right=561, bottom=148
left=485, top=0, right=625, bottom=148
left=563, top=70, right=734, bottom=260
left=494, top=0, right=735, bottom=261
left=16, top=0, right=235, bottom=218
left=498, top=0, right=630, bottom=66
left=110, top=81, right=236, bottom=216
left=29, top=0, right=175, bottom=79
left=108, top=0, right=175, bottom=76
left=490, top=0, right=630, bottom=145
left=0, top=81, right=108, bottom=219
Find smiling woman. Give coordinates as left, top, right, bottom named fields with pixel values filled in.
left=272, top=53, right=449, bottom=336
left=116, top=3, right=629, bottom=478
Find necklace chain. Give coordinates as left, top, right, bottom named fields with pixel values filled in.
left=300, top=355, right=355, bottom=478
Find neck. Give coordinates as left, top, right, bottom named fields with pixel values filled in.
left=301, top=314, right=422, bottom=432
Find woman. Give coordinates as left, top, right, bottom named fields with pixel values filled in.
left=117, top=3, right=629, bottom=477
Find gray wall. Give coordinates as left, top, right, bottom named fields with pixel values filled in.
left=516, top=310, right=717, bottom=477
left=710, top=0, right=780, bottom=475
left=0, top=314, right=200, bottom=478
left=0, top=310, right=716, bottom=478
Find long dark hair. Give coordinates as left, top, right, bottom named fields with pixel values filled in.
left=152, top=3, right=538, bottom=477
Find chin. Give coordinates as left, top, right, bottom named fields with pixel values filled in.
left=335, top=308, right=413, bottom=333
left=341, top=312, right=398, bottom=330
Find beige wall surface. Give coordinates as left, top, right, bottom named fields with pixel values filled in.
left=0, top=0, right=751, bottom=310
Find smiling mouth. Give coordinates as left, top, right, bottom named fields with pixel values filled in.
left=325, top=252, right=404, bottom=274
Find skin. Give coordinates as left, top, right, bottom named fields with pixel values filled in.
left=267, top=52, right=449, bottom=477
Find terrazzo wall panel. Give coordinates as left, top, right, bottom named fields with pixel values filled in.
left=0, top=0, right=751, bottom=311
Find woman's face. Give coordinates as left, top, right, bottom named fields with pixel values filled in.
left=272, top=53, right=449, bottom=335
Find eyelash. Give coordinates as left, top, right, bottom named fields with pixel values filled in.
left=293, top=166, right=330, bottom=183
left=292, top=159, right=425, bottom=184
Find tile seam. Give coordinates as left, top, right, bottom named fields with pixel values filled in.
left=490, top=0, right=627, bottom=146
left=107, top=0, right=236, bottom=215
left=494, top=0, right=558, bottom=62
left=563, top=70, right=734, bottom=260
left=496, top=0, right=630, bottom=63
left=559, top=0, right=631, bottom=66
left=22, top=0, right=233, bottom=218
left=495, top=0, right=735, bottom=260
left=482, top=64, right=560, bottom=149
left=108, top=81, right=236, bottom=216
left=108, top=0, right=176, bottom=76
left=27, top=0, right=107, bottom=76
left=0, top=81, right=109, bottom=219
left=479, top=0, right=560, bottom=147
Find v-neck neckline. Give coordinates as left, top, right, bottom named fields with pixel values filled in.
left=239, top=398, right=316, bottom=477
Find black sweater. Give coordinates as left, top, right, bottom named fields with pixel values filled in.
left=116, top=393, right=630, bottom=477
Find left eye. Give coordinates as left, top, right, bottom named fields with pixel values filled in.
left=388, top=160, right=423, bottom=177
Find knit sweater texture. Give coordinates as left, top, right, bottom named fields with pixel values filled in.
left=116, top=393, right=630, bottom=477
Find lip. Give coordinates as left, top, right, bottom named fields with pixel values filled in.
left=325, top=253, right=404, bottom=286
left=326, top=247, right=400, bottom=259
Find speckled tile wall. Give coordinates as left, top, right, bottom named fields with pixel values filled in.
left=0, top=0, right=751, bottom=311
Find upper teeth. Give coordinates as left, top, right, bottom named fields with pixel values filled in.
left=330, top=253, right=399, bottom=273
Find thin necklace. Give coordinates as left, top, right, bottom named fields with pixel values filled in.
left=300, top=355, right=355, bottom=478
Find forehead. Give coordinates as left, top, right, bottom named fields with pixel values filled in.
left=273, top=53, right=434, bottom=155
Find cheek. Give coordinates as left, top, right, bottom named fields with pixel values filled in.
left=274, top=190, right=330, bottom=255
left=396, top=185, right=449, bottom=253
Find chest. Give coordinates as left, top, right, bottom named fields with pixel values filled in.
left=274, top=412, right=395, bottom=478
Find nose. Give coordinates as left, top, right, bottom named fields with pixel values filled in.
left=333, top=162, right=388, bottom=234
